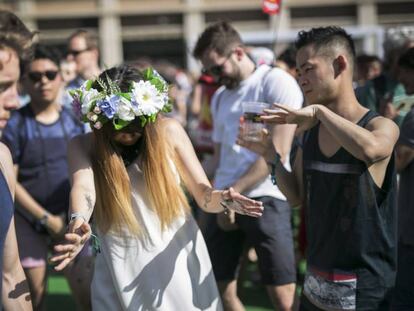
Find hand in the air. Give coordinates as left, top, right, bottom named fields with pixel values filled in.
left=222, top=187, right=263, bottom=218
left=261, top=103, right=319, bottom=135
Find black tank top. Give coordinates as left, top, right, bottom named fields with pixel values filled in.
left=301, top=110, right=396, bottom=310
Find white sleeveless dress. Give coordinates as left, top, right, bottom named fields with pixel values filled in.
left=91, top=162, right=223, bottom=311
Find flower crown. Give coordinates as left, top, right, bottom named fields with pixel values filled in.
left=70, top=67, right=172, bottom=130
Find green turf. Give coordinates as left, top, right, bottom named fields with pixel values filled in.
left=45, top=272, right=274, bottom=311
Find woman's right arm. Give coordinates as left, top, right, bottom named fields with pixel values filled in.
left=67, top=134, right=96, bottom=224
left=50, top=134, right=96, bottom=271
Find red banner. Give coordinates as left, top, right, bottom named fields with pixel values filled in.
left=262, top=0, right=282, bottom=15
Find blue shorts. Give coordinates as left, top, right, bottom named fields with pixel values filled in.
left=203, top=196, right=296, bottom=286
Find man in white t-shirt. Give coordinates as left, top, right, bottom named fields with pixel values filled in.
left=193, top=21, right=303, bottom=311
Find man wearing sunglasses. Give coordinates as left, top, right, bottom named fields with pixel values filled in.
left=193, top=21, right=303, bottom=311
left=1, top=44, right=92, bottom=311
left=64, top=30, right=101, bottom=106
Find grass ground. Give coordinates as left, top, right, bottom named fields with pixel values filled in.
left=45, top=266, right=274, bottom=311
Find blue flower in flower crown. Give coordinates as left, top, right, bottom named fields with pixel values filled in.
left=96, top=95, right=119, bottom=119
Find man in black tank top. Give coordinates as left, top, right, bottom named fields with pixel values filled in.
left=237, top=27, right=400, bottom=310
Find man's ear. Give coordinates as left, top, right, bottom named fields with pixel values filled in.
left=234, top=46, right=244, bottom=60
left=333, top=54, right=347, bottom=78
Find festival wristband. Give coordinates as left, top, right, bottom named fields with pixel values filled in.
left=220, top=190, right=232, bottom=215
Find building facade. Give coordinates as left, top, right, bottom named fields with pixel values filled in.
left=2, top=0, right=414, bottom=72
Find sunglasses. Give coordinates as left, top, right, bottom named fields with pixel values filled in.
left=28, top=71, right=59, bottom=83
left=202, top=51, right=234, bottom=76
left=67, top=48, right=90, bottom=57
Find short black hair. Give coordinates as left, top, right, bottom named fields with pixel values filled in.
left=398, top=47, right=414, bottom=70
left=277, top=46, right=297, bottom=69
left=32, top=44, right=62, bottom=68
left=193, top=21, right=243, bottom=59
left=295, top=26, right=356, bottom=66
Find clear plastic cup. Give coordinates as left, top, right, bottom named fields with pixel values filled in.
left=241, top=101, right=270, bottom=142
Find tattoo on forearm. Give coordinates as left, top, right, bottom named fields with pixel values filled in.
left=85, top=194, right=93, bottom=211
left=203, top=188, right=212, bottom=210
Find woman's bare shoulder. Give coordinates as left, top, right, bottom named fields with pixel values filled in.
left=160, top=117, right=186, bottom=138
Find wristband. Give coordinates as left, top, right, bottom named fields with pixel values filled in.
left=220, top=190, right=232, bottom=215
left=69, top=212, right=87, bottom=223
left=39, top=212, right=49, bottom=226
left=269, top=152, right=281, bottom=185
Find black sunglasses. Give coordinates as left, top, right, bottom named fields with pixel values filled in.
left=28, top=71, right=59, bottom=83
left=67, top=48, right=90, bottom=57
left=202, top=51, right=234, bottom=76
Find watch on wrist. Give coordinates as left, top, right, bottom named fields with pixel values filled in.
left=39, top=212, right=49, bottom=227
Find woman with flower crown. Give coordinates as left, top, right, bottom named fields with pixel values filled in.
left=50, top=65, right=263, bottom=310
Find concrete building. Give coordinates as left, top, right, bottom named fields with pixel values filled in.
left=2, top=0, right=413, bottom=72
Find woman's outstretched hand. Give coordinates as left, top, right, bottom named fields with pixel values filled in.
left=222, top=187, right=264, bottom=217
left=50, top=218, right=91, bottom=271
left=261, top=103, right=319, bottom=135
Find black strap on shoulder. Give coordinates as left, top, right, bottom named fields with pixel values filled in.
left=357, top=110, right=380, bottom=128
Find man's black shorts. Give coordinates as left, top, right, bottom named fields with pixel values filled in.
left=204, top=196, right=296, bottom=286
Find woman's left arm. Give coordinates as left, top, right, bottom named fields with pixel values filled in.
left=162, top=118, right=263, bottom=217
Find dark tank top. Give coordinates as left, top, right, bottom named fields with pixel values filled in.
left=0, top=169, right=15, bottom=307
left=301, top=111, right=397, bottom=310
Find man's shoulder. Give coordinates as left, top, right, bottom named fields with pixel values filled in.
left=67, top=76, right=85, bottom=90
left=5, top=105, right=31, bottom=129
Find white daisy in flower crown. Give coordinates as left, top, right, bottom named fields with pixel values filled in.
left=70, top=67, right=172, bottom=130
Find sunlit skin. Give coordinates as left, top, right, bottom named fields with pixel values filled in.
left=23, top=59, right=62, bottom=107
left=0, top=48, right=20, bottom=130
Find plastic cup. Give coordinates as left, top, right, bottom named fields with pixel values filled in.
left=241, top=101, right=270, bottom=142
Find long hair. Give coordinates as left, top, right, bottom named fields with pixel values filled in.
left=91, top=65, right=190, bottom=236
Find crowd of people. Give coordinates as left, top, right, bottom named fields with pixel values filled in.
left=0, top=8, right=414, bottom=311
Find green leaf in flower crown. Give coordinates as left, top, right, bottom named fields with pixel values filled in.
left=119, top=92, right=132, bottom=101
left=106, top=74, right=121, bottom=95
left=143, top=67, right=153, bottom=80
left=96, top=77, right=108, bottom=95
left=113, top=118, right=131, bottom=130
left=162, top=99, right=173, bottom=113
left=68, top=89, right=78, bottom=99
left=139, top=116, right=148, bottom=127
left=85, top=79, right=93, bottom=91
left=150, top=78, right=166, bottom=93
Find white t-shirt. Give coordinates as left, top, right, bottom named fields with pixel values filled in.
left=211, top=64, right=303, bottom=200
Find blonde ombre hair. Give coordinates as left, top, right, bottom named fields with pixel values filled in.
left=90, top=66, right=190, bottom=236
